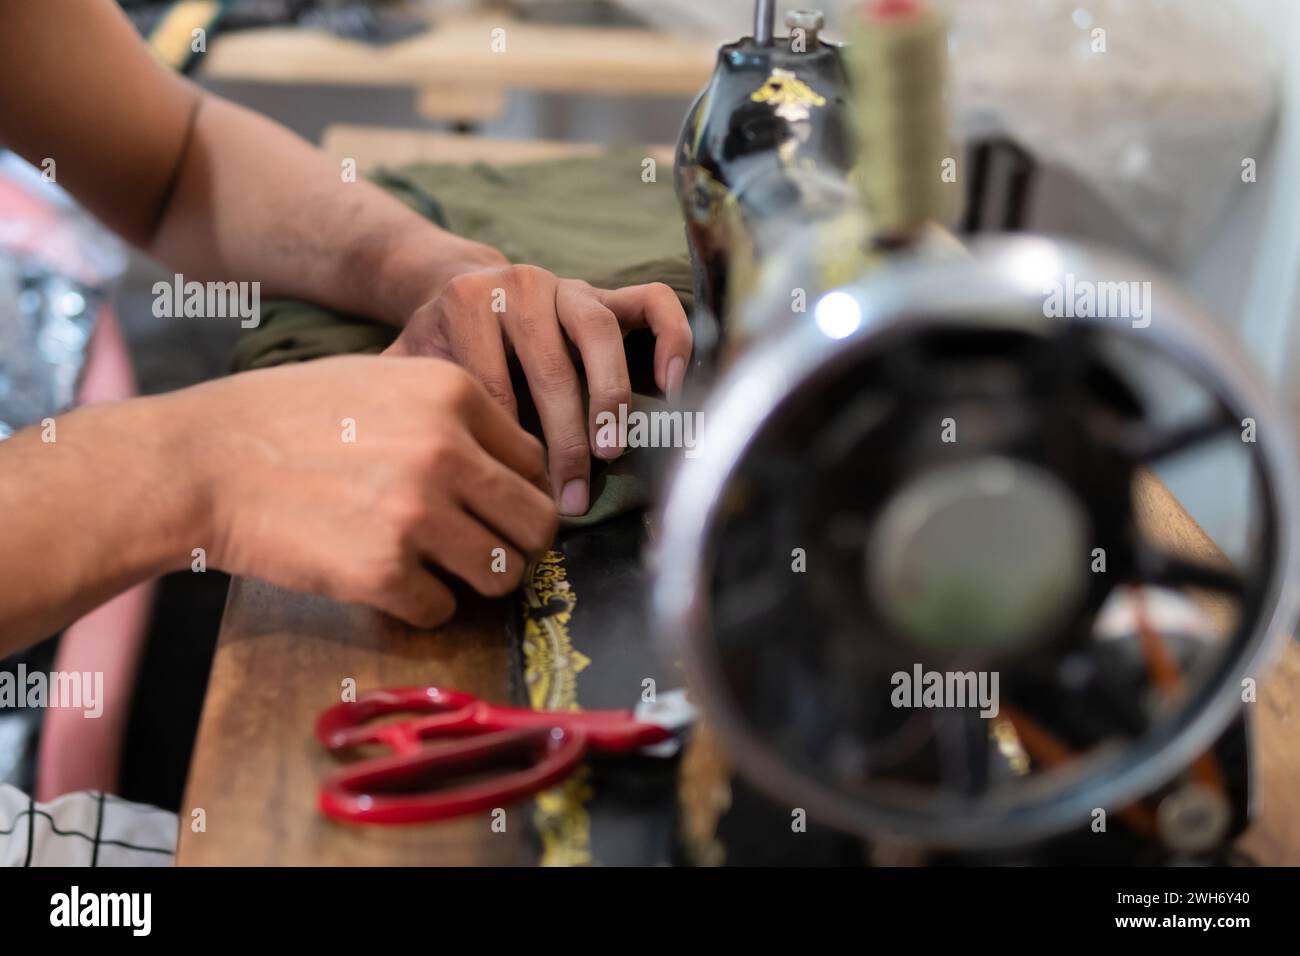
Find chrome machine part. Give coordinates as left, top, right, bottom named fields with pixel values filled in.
left=785, top=10, right=826, bottom=47
left=1156, top=783, right=1233, bottom=855
left=867, top=456, right=1089, bottom=655
left=651, top=235, right=1300, bottom=848
left=754, top=0, right=776, bottom=46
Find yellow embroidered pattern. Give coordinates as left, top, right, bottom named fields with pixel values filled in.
left=522, top=551, right=595, bottom=865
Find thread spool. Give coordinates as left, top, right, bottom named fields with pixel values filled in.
left=849, top=0, right=954, bottom=242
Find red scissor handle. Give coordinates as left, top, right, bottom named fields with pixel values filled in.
left=316, top=687, right=481, bottom=753
left=316, top=686, right=673, bottom=754
left=318, top=724, right=587, bottom=824
left=315, top=686, right=680, bottom=825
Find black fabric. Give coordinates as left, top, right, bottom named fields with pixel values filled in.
left=118, top=571, right=228, bottom=812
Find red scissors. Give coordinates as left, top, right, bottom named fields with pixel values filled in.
left=316, top=686, right=696, bottom=824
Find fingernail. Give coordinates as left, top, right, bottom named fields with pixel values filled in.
left=559, top=479, right=589, bottom=516
left=593, top=425, right=622, bottom=460
left=666, top=356, right=686, bottom=401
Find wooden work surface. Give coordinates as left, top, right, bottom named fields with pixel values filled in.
left=176, top=133, right=1300, bottom=866
left=177, top=581, right=537, bottom=865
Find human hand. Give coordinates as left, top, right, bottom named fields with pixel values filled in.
left=385, top=265, right=692, bottom=515
left=182, top=355, right=558, bottom=627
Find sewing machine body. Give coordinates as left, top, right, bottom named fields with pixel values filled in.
left=674, top=27, right=854, bottom=364
left=659, top=2, right=1299, bottom=864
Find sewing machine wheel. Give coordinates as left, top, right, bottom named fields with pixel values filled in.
left=652, top=236, right=1299, bottom=848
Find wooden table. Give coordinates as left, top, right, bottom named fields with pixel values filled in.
left=200, top=12, right=716, bottom=123
left=175, top=133, right=1300, bottom=866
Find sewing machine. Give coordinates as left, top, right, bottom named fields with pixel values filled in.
left=654, top=0, right=1300, bottom=863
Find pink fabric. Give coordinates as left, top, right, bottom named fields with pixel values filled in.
left=35, top=306, right=157, bottom=800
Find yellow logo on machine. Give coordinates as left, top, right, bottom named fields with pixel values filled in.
left=750, top=68, right=827, bottom=122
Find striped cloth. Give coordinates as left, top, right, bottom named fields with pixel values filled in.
left=0, top=784, right=175, bottom=866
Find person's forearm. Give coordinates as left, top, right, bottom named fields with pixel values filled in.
left=146, top=96, right=506, bottom=327
left=0, top=1, right=502, bottom=326
left=0, top=395, right=208, bottom=655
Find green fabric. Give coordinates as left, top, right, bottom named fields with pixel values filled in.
left=516, top=392, right=673, bottom=529
left=231, top=150, right=693, bottom=525
left=376, top=154, right=687, bottom=278
left=233, top=150, right=694, bottom=371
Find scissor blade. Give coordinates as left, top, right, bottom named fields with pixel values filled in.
left=634, top=688, right=698, bottom=757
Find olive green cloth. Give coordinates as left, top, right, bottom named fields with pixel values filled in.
left=231, top=151, right=694, bottom=526
left=232, top=150, right=693, bottom=372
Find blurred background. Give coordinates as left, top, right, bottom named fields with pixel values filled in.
left=1, top=0, right=1296, bottom=812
